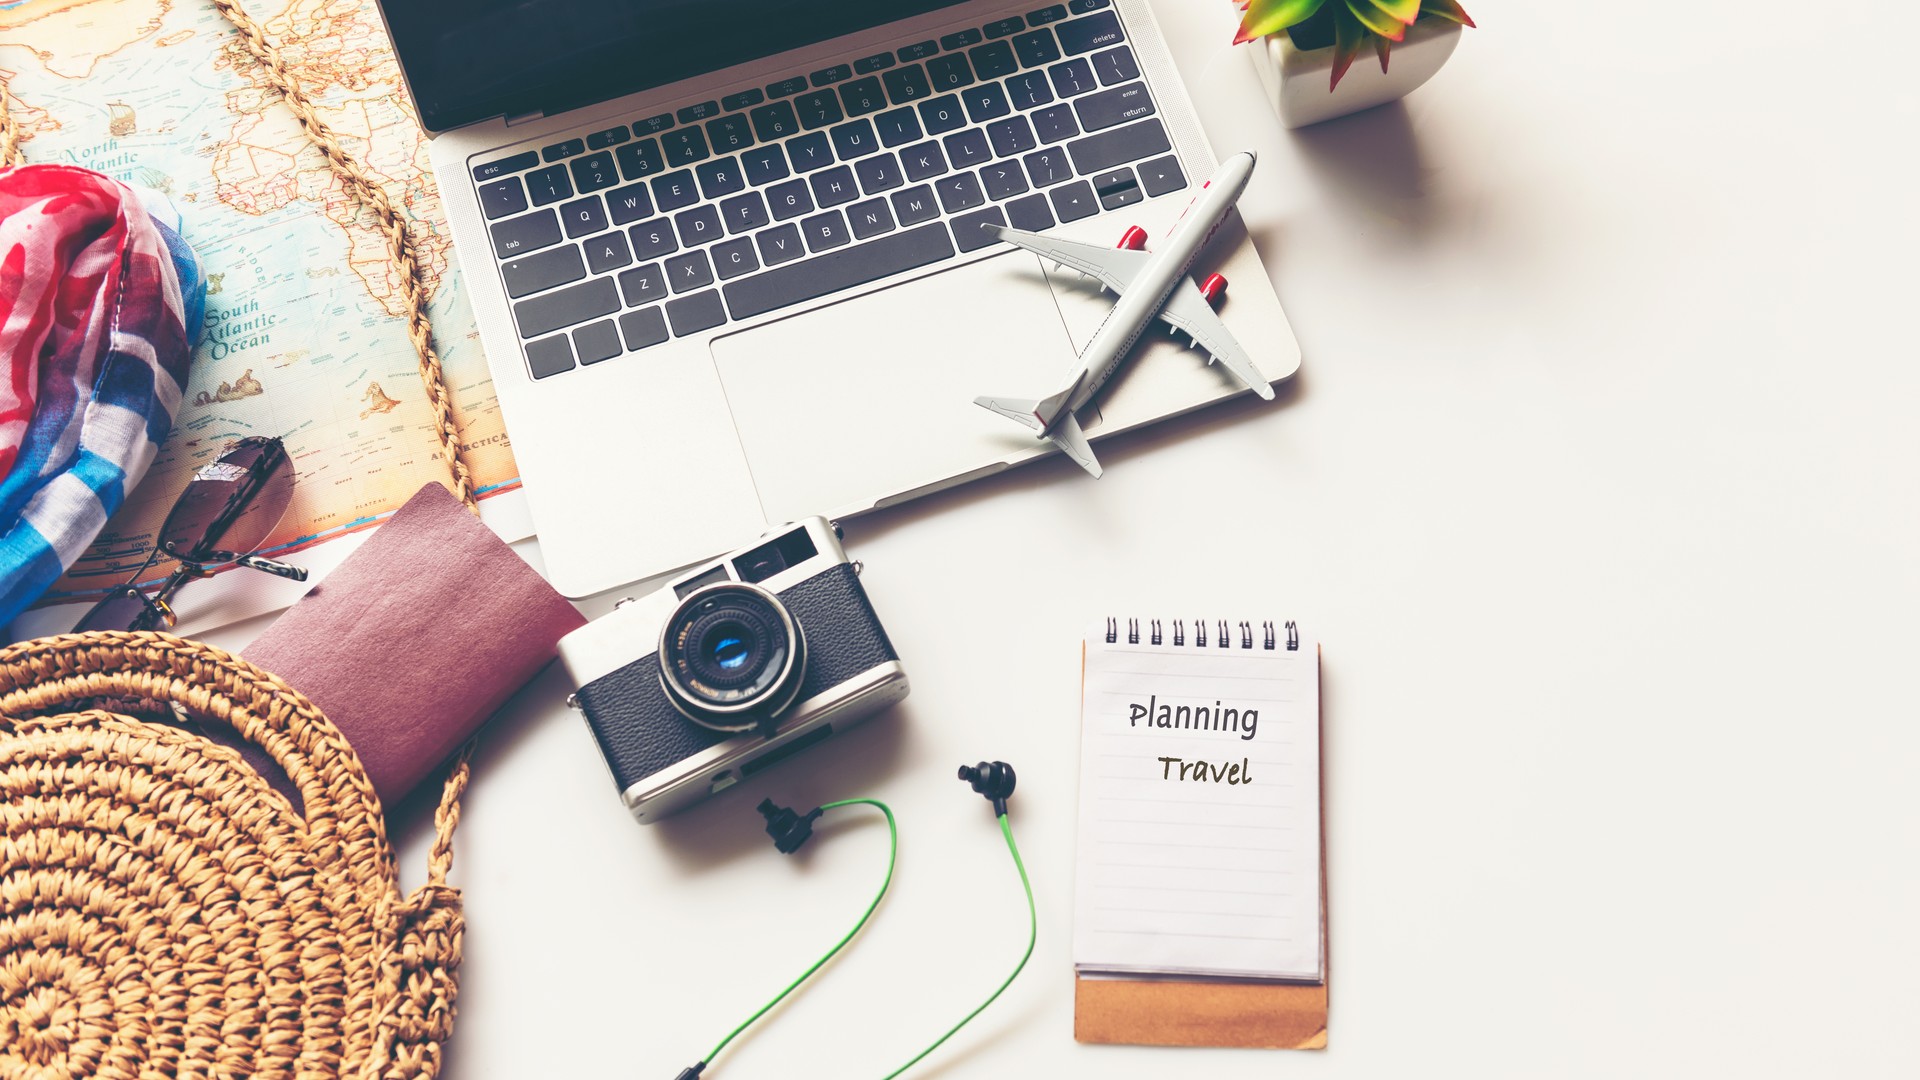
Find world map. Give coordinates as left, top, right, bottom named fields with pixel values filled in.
left=0, top=0, right=525, bottom=611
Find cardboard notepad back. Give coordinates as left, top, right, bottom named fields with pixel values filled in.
left=244, top=482, right=585, bottom=807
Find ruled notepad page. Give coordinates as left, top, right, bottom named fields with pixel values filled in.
left=1072, top=623, right=1322, bottom=981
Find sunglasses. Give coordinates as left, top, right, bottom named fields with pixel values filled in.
left=75, top=435, right=309, bottom=633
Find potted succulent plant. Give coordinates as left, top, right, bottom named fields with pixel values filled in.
left=1237, top=0, right=1475, bottom=128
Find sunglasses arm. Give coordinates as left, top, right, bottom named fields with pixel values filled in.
left=229, top=552, right=311, bottom=582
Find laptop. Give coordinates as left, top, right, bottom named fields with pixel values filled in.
left=383, top=0, right=1302, bottom=598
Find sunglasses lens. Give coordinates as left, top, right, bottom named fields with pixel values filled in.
left=159, top=437, right=296, bottom=564
left=75, top=587, right=166, bottom=633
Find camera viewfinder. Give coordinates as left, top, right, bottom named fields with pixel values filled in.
left=733, top=528, right=818, bottom=584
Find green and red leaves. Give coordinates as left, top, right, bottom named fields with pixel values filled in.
left=1232, top=0, right=1472, bottom=90
left=1233, top=0, right=1329, bottom=44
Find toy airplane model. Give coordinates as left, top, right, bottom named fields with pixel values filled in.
left=974, top=151, right=1273, bottom=477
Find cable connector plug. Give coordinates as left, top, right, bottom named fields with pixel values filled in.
left=757, top=798, right=823, bottom=854
left=672, top=1064, right=705, bottom=1080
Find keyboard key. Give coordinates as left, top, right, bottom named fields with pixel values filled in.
left=987, top=115, right=1038, bottom=157
left=756, top=223, right=806, bottom=266
left=633, top=113, right=674, bottom=135
left=838, top=77, right=886, bottom=117
left=766, top=75, right=808, bottom=98
left=1092, top=166, right=1141, bottom=209
left=620, top=306, right=670, bottom=350
left=1066, top=117, right=1169, bottom=174
left=1137, top=154, right=1186, bottom=197
left=935, top=172, right=985, bottom=213
left=479, top=177, right=527, bottom=220
left=712, top=236, right=759, bottom=280
left=569, top=151, right=617, bottom=193
left=810, top=165, right=860, bottom=208
left=750, top=100, right=800, bottom=142
left=802, top=210, right=850, bottom=253
left=1049, top=57, right=1097, bottom=96
left=943, top=129, right=991, bottom=170
left=1075, top=82, right=1154, bottom=132
left=502, top=244, right=585, bottom=298
left=1023, top=146, right=1074, bottom=186
left=847, top=197, right=895, bottom=240
left=1028, top=4, right=1069, bottom=25
left=542, top=138, right=584, bottom=162
left=1070, top=0, right=1112, bottom=12
left=1006, top=191, right=1055, bottom=231
left=901, top=141, right=947, bottom=182
left=854, top=51, right=895, bottom=74
left=1032, top=102, right=1080, bottom=143
left=706, top=115, right=754, bottom=153
left=896, top=40, right=938, bottom=62
left=723, top=88, right=765, bottom=110
left=1092, top=45, right=1138, bottom=85
left=1057, top=11, right=1123, bottom=54
left=927, top=53, right=973, bottom=91
left=787, top=131, right=835, bottom=172
left=891, top=184, right=941, bottom=226
left=1006, top=71, right=1054, bottom=110
left=473, top=151, right=536, bottom=182
left=875, top=107, right=922, bottom=147
left=587, top=125, right=630, bottom=150
left=514, top=276, right=618, bottom=338
left=941, top=28, right=983, bottom=50
left=490, top=209, right=562, bottom=258
left=795, top=90, right=844, bottom=129
left=970, top=40, right=1018, bottom=80
left=662, top=128, right=709, bottom=165
left=855, top=153, right=904, bottom=194
left=962, top=82, right=1011, bottom=123
left=811, top=63, right=852, bottom=87
left=767, top=178, right=815, bottom=220
left=981, top=161, right=1030, bottom=200
left=741, top=146, right=790, bottom=186
left=630, top=218, right=679, bottom=260
left=574, top=319, right=623, bottom=365
left=526, top=164, right=573, bottom=206
left=697, top=157, right=746, bottom=199
left=1049, top=178, right=1098, bottom=221
left=951, top=205, right=1008, bottom=252
left=883, top=64, right=933, bottom=104
left=987, top=16, right=1026, bottom=38
left=678, top=100, right=721, bottom=124
left=725, top=223, right=954, bottom=319
left=651, top=170, right=699, bottom=212
left=1013, top=29, right=1061, bottom=67
left=606, top=182, right=654, bottom=225
left=560, top=195, right=608, bottom=238
left=667, top=249, right=714, bottom=292
left=918, top=95, right=967, bottom=135
left=619, top=262, right=668, bottom=305
left=617, top=138, right=665, bottom=180
left=674, top=204, right=723, bottom=247
left=667, top=290, right=727, bottom=335
left=721, top=191, right=770, bottom=233
left=584, top=232, right=632, bottom=274
left=830, top=118, right=880, bottom=160
left=525, top=335, right=574, bottom=379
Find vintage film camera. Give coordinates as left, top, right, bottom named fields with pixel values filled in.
left=560, top=518, right=909, bottom=822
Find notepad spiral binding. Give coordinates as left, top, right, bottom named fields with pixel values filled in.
left=1104, top=616, right=1299, bottom=651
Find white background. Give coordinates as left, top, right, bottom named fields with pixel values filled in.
left=208, top=0, right=1920, bottom=1074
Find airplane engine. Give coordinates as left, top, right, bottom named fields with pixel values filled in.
left=1200, top=273, right=1228, bottom=308
left=1116, top=225, right=1148, bottom=251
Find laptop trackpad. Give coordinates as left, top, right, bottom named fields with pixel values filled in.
left=712, top=252, right=1086, bottom=522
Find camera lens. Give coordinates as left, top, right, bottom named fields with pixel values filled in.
left=658, top=582, right=807, bottom=733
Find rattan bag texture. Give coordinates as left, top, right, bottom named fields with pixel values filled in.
left=0, top=631, right=467, bottom=1079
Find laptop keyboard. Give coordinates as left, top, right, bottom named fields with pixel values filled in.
left=470, top=0, right=1189, bottom=381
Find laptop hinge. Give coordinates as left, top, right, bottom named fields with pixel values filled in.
left=504, top=111, right=545, bottom=127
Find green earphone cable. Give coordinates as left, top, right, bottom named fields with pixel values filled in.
left=702, top=798, right=897, bottom=1070
left=878, top=812, right=1036, bottom=1080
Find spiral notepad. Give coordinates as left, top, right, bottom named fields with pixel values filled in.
left=1074, top=617, right=1323, bottom=983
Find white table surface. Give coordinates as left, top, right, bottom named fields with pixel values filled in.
left=208, top=1, right=1920, bottom=1074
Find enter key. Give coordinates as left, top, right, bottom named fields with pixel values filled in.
left=1073, top=81, right=1155, bottom=132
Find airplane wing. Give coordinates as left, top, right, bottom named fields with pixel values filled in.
left=986, top=224, right=1148, bottom=294
left=1156, top=278, right=1275, bottom=400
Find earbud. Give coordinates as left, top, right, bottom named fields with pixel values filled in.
left=957, top=761, right=1017, bottom=817
left=757, top=798, right=822, bottom=854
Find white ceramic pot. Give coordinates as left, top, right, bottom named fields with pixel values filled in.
left=1252, top=16, right=1462, bottom=129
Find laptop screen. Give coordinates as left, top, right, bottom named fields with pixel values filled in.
left=381, top=0, right=971, bottom=134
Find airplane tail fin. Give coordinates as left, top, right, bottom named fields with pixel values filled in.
left=972, top=373, right=1080, bottom=432
left=1047, top=411, right=1102, bottom=477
